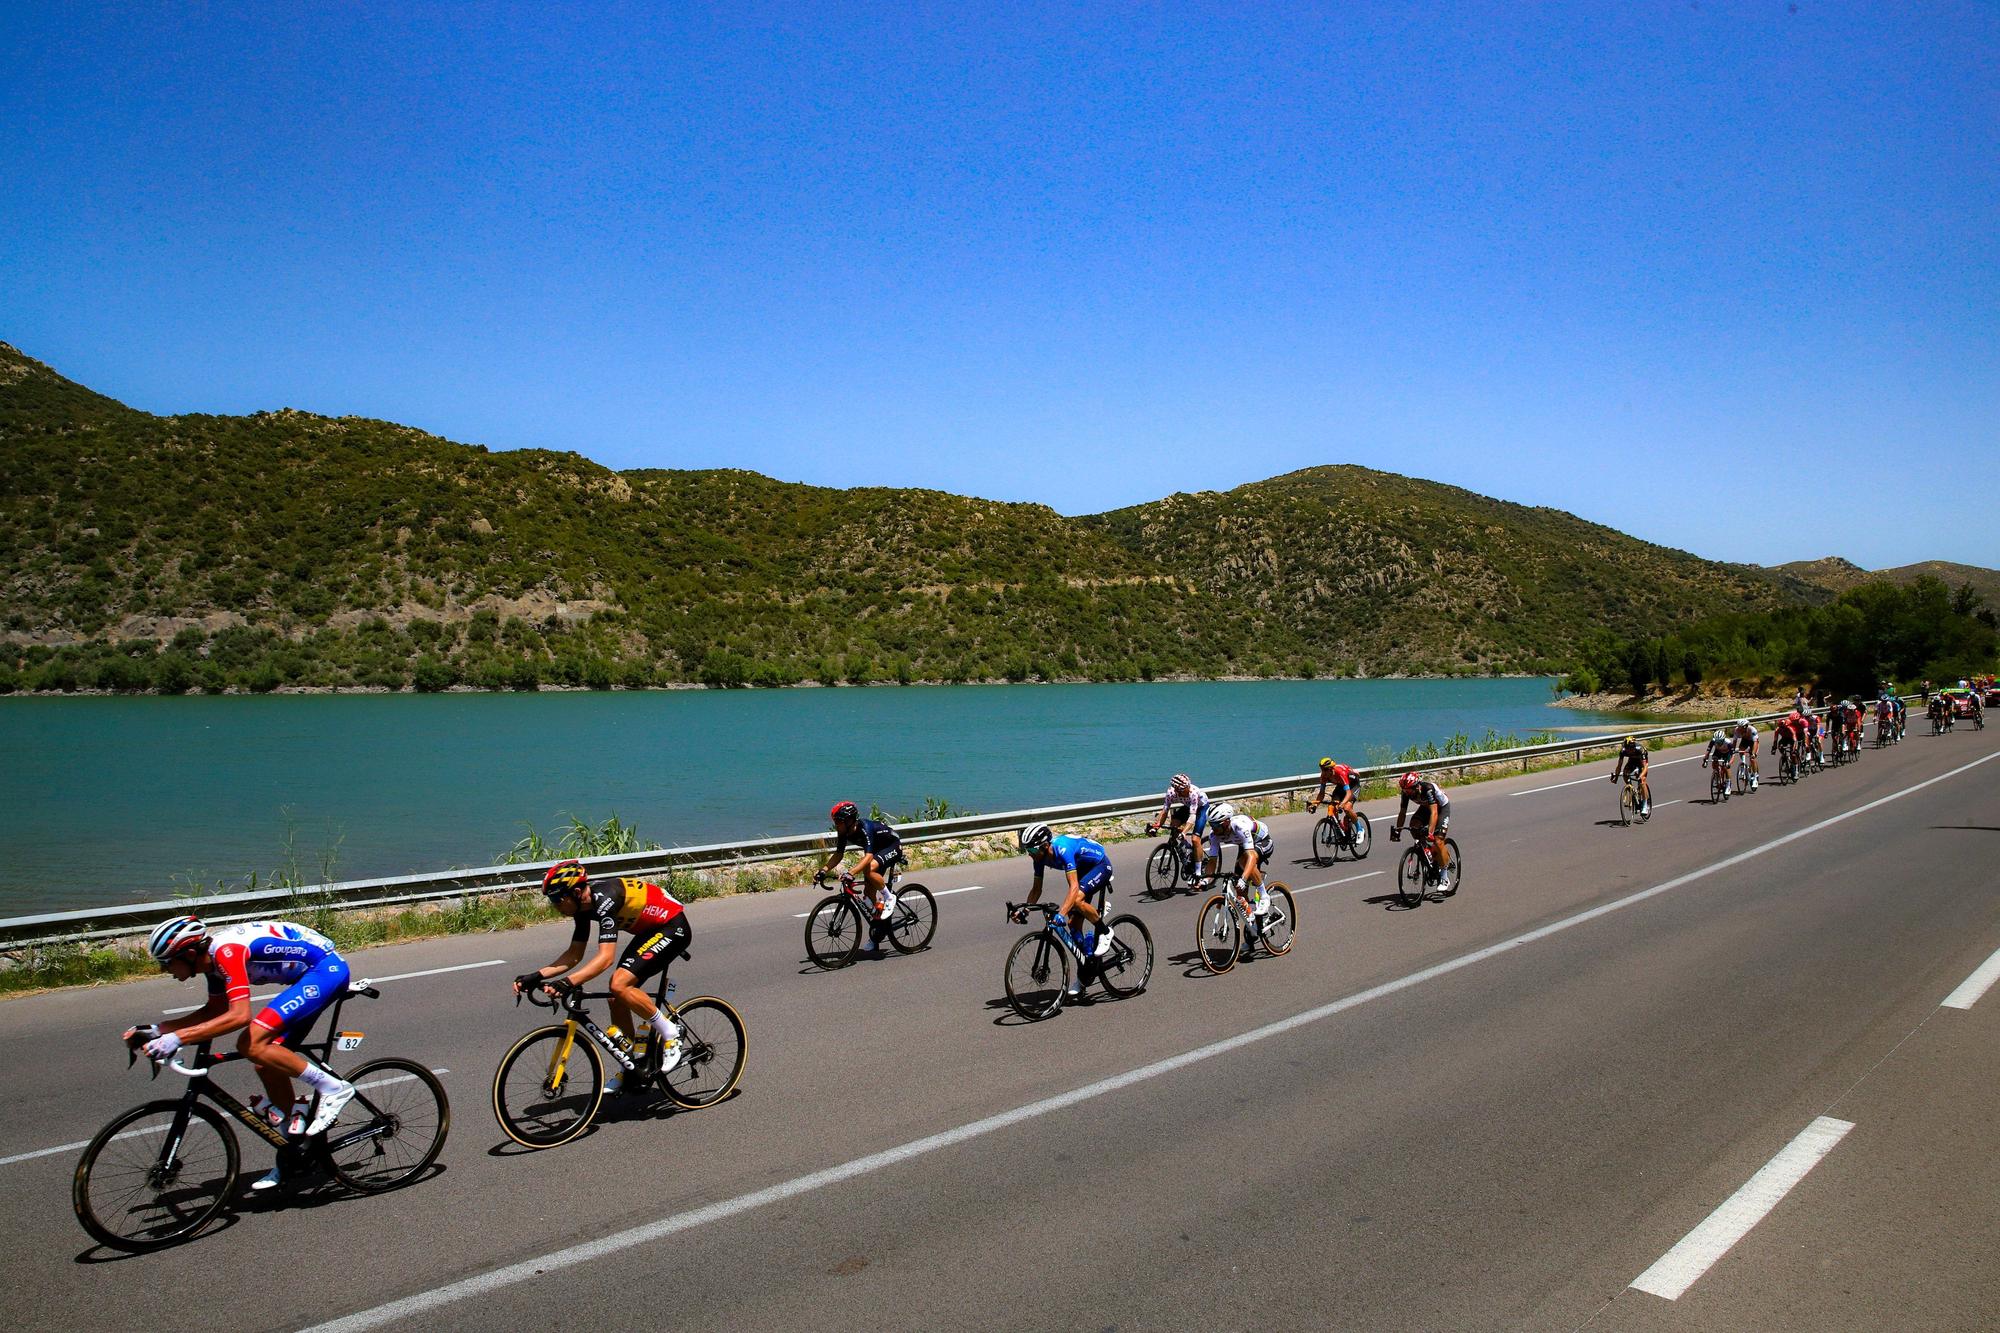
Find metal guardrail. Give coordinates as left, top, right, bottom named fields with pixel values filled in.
left=2, top=699, right=1892, bottom=950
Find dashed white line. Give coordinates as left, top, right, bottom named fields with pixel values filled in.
left=1941, top=944, right=2000, bottom=1010
left=297, top=748, right=2000, bottom=1333
left=1510, top=754, right=1703, bottom=795
left=1630, top=1116, right=1855, bottom=1301
left=1292, top=870, right=1384, bottom=894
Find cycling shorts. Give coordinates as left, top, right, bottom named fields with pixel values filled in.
left=251, top=955, right=350, bottom=1035
left=1075, top=860, right=1113, bottom=905
left=1412, top=807, right=1449, bottom=837
left=616, top=916, right=692, bottom=986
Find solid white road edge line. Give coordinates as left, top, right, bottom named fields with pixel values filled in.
left=1629, top=1116, right=1855, bottom=1301
left=298, top=748, right=2000, bottom=1333
left=1510, top=753, right=1703, bottom=795
left=0, top=1069, right=450, bottom=1169
left=164, top=958, right=508, bottom=1014
left=1941, top=944, right=2000, bottom=1010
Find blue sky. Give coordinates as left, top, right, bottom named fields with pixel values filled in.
left=4, top=2, right=1995, bottom=569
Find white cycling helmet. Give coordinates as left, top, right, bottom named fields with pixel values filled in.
left=1209, top=801, right=1236, bottom=825
left=1711, top=729, right=1726, bottom=743
left=147, top=915, right=209, bottom=962
left=1019, top=822, right=1054, bottom=852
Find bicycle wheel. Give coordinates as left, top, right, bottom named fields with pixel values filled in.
left=1195, top=895, right=1239, bottom=974
left=1312, top=817, right=1338, bottom=865
left=1711, top=769, right=1728, bottom=802
left=659, top=997, right=747, bottom=1109
left=1397, top=849, right=1426, bottom=907
left=1145, top=842, right=1180, bottom=896
left=1618, top=784, right=1635, bottom=826
left=1348, top=815, right=1371, bottom=859
left=74, top=1099, right=239, bottom=1252
left=883, top=883, right=938, bottom=954
left=1095, top=914, right=1154, bottom=998
left=1004, top=932, right=1069, bottom=1021
left=1437, top=839, right=1463, bottom=897
left=1258, top=883, right=1297, bottom=956
left=805, top=895, right=866, bottom=969
left=325, top=1057, right=449, bottom=1192
left=492, top=1024, right=604, bottom=1149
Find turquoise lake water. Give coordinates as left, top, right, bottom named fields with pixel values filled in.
left=1, top=678, right=1630, bottom=911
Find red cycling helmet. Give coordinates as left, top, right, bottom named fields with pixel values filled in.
left=1398, top=771, right=1420, bottom=795
left=542, top=859, right=589, bottom=899
left=829, top=801, right=859, bottom=824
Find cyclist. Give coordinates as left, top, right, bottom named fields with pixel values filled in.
left=1608, top=735, right=1651, bottom=815
left=1702, top=728, right=1736, bottom=796
left=1390, top=773, right=1453, bottom=889
left=515, top=860, right=689, bottom=1093
left=1842, top=699, right=1865, bottom=753
left=1773, top=711, right=1805, bottom=773
left=1804, top=708, right=1825, bottom=767
left=818, top=801, right=905, bottom=951
left=1875, top=694, right=1895, bottom=742
left=1204, top=800, right=1277, bottom=920
left=127, top=916, right=357, bottom=1191
left=1145, top=773, right=1206, bottom=876
left=1013, top=823, right=1115, bottom=999
left=1731, top=718, right=1760, bottom=789
left=1307, top=757, right=1362, bottom=845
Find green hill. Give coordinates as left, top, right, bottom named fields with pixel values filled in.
left=1, top=340, right=1828, bottom=692
left=1771, top=556, right=2000, bottom=611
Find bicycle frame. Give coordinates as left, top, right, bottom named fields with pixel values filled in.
left=529, top=971, right=683, bottom=1086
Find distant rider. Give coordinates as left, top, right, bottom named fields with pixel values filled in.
left=819, top=801, right=906, bottom=951
left=1390, top=773, right=1454, bottom=889
left=1609, top=735, right=1651, bottom=814
left=1702, top=728, right=1736, bottom=796
left=1308, top=757, right=1362, bottom=844
left=1731, top=718, right=1760, bottom=788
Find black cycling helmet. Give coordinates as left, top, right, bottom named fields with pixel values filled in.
left=829, top=801, right=860, bottom=825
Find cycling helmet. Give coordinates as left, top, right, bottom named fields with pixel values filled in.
left=1019, top=822, right=1054, bottom=852
left=1711, top=729, right=1726, bottom=743
left=147, top=915, right=209, bottom=962
left=1209, top=801, right=1236, bottom=825
left=1398, top=772, right=1420, bottom=795
left=829, top=800, right=859, bottom=824
left=541, top=859, right=589, bottom=899
left=1169, top=773, right=1191, bottom=795
left=1318, top=757, right=1334, bottom=769
left=1622, top=735, right=1637, bottom=746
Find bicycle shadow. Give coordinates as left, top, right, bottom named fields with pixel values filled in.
left=983, top=992, right=1089, bottom=1026
left=1166, top=946, right=1229, bottom=978
left=1363, top=890, right=1421, bottom=912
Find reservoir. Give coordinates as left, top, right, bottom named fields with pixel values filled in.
left=1, top=677, right=1629, bottom=911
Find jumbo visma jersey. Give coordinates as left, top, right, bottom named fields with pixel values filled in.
left=571, top=877, right=688, bottom=944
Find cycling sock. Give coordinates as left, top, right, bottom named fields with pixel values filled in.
left=298, top=1063, right=348, bottom=1096
left=649, top=1010, right=682, bottom=1044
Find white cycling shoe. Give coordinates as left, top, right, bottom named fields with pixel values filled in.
left=249, top=1164, right=285, bottom=1193
left=305, top=1081, right=355, bottom=1137
left=1093, top=925, right=1116, bottom=957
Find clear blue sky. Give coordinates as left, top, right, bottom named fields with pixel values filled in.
left=4, top=3, right=1995, bottom=569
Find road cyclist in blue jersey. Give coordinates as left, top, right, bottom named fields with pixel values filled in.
left=818, top=800, right=907, bottom=956
left=1013, top=822, right=1116, bottom=1000
left=126, top=915, right=357, bottom=1192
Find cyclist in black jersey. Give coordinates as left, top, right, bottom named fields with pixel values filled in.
left=1609, top=736, right=1651, bottom=815
left=818, top=802, right=906, bottom=953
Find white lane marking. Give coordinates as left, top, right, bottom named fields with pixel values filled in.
left=1510, top=754, right=1703, bottom=795
left=792, top=887, right=986, bottom=919
left=163, top=959, right=509, bottom=1014
left=0, top=1069, right=449, bottom=1168
left=1653, top=801, right=1682, bottom=810
left=1941, top=945, right=2000, bottom=1010
left=1292, top=871, right=1384, bottom=894
left=297, top=749, right=2000, bottom=1333
left=1630, top=1116, right=1855, bottom=1300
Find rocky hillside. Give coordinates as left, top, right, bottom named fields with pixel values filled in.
left=1, top=340, right=1828, bottom=691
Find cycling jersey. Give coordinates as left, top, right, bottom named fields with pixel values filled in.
left=1615, top=741, right=1648, bottom=772
left=1162, top=783, right=1210, bottom=831
left=834, top=817, right=903, bottom=864
left=204, top=921, right=348, bottom=1036
left=1035, top=834, right=1114, bottom=898
left=1733, top=724, right=1758, bottom=750
left=1316, top=764, right=1359, bottom=795
left=1401, top=779, right=1448, bottom=810
left=1705, top=738, right=1734, bottom=764
left=571, top=877, right=688, bottom=946
left=1209, top=813, right=1276, bottom=862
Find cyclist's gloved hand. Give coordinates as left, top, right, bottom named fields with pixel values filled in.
left=513, top=972, right=544, bottom=994
left=546, top=976, right=577, bottom=997
left=143, top=1031, right=182, bottom=1061
left=1389, top=827, right=1401, bottom=842
left=813, top=872, right=828, bottom=888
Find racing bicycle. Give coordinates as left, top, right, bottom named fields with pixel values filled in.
left=1393, top=828, right=1462, bottom=908
left=1143, top=817, right=1202, bottom=897
left=74, top=983, right=448, bottom=1252
left=1615, top=772, right=1650, bottom=826
left=1001, top=902, right=1154, bottom=1021
left=1194, top=872, right=1297, bottom=974
left=492, top=971, right=746, bottom=1149
left=805, top=865, right=937, bottom=969
left=1309, top=803, right=1371, bottom=863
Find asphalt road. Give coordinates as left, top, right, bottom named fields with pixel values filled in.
left=3, top=726, right=1996, bottom=1332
